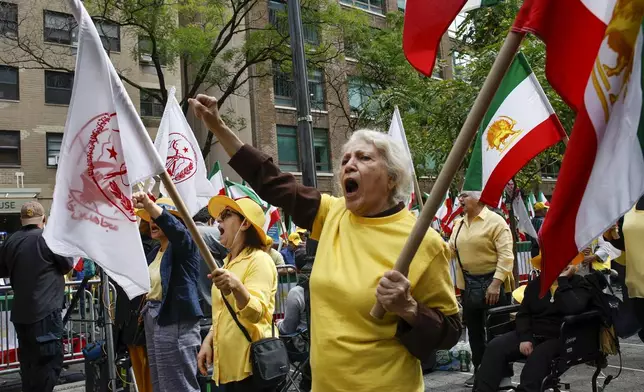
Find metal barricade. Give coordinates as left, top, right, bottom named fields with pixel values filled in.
left=0, top=279, right=115, bottom=374
left=274, top=266, right=298, bottom=321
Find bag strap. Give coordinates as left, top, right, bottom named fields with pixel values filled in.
left=221, top=293, right=253, bottom=343
left=453, top=220, right=468, bottom=274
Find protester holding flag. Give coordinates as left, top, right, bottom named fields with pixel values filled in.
left=448, top=191, right=514, bottom=387
left=133, top=194, right=202, bottom=392
left=190, top=94, right=461, bottom=392
left=197, top=196, right=277, bottom=390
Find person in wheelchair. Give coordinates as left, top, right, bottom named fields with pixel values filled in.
left=474, top=258, right=592, bottom=392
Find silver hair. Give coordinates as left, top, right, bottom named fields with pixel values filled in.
left=341, top=129, right=413, bottom=204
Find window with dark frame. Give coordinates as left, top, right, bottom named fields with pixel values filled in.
left=348, top=76, right=377, bottom=114
left=0, top=2, right=18, bottom=38
left=276, top=125, right=331, bottom=172
left=140, top=89, right=164, bottom=117
left=94, top=19, right=120, bottom=52
left=46, top=133, right=63, bottom=167
left=44, top=70, right=74, bottom=105
left=339, top=0, right=384, bottom=14
left=268, top=1, right=320, bottom=45
left=272, top=62, right=326, bottom=110
left=0, top=130, right=20, bottom=167
left=0, top=65, right=19, bottom=101
left=138, top=36, right=168, bottom=66
left=43, top=10, right=77, bottom=45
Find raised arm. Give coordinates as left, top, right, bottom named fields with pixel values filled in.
left=190, top=95, right=321, bottom=230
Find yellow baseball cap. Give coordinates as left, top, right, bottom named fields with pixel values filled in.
left=288, top=232, right=302, bottom=246
left=208, top=196, right=267, bottom=239
left=136, top=198, right=182, bottom=222
left=534, top=202, right=549, bottom=211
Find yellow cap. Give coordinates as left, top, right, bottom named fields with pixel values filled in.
left=288, top=232, right=302, bottom=246
left=208, top=196, right=267, bottom=239
left=264, top=235, right=274, bottom=248
left=296, top=227, right=307, bottom=233
left=136, top=198, right=182, bottom=222
left=534, top=202, right=549, bottom=211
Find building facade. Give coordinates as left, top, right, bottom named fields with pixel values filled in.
left=0, top=0, right=181, bottom=234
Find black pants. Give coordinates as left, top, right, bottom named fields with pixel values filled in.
left=632, top=298, right=644, bottom=342
left=462, top=295, right=509, bottom=369
left=13, top=310, right=64, bottom=392
left=476, top=331, right=559, bottom=392
left=221, top=377, right=276, bottom=392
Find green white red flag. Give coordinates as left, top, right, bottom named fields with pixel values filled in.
left=537, top=191, right=549, bottom=206
left=208, top=161, right=227, bottom=196
left=462, top=53, right=566, bottom=206
left=225, top=179, right=281, bottom=232
left=515, top=0, right=644, bottom=295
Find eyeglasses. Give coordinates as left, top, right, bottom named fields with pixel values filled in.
left=218, top=208, right=243, bottom=221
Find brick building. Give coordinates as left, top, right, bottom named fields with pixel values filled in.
left=0, top=0, right=182, bottom=234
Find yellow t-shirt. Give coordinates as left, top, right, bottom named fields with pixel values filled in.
left=147, top=249, right=164, bottom=301
left=448, top=207, right=515, bottom=292
left=210, top=248, right=277, bottom=385
left=624, top=207, right=644, bottom=298
left=309, top=195, right=459, bottom=392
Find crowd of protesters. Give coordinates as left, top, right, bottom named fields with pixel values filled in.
left=0, top=93, right=642, bottom=392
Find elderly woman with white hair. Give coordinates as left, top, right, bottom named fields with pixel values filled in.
left=188, top=95, right=461, bottom=391
left=448, top=190, right=514, bottom=388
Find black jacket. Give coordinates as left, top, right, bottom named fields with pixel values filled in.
left=0, top=225, right=73, bottom=324
left=516, top=275, right=592, bottom=342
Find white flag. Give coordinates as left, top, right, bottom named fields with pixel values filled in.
left=512, top=192, right=538, bottom=239
left=155, top=87, right=216, bottom=216
left=388, top=106, right=416, bottom=208
left=43, top=0, right=165, bottom=298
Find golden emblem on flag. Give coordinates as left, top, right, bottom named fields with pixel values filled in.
left=592, top=0, right=644, bottom=122
left=486, top=116, right=522, bottom=152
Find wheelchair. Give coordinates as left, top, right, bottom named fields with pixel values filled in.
left=278, top=329, right=311, bottom=392
left=485, top=304, right=608, bottom=392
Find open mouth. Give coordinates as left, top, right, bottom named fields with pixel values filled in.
left=150, top=225, right=160, bottom=235
left=219, top=226, right=225, bottom=237
left=344, top=178, right=359, bottom=196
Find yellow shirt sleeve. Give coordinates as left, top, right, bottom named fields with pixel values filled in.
left=492, top=221, right=514, bottom=282
left=413, top=241, right=460, bottom=317
left=311, top=194, right=334, bottom=241
left=238, top=253, right=278, bottom=324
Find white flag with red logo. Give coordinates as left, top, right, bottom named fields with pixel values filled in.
left=43, top=0, right=165, bottom=298
left=155, top=87, right=216, bottom=217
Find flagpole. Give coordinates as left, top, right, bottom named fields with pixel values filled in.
left=370, top=31, right=525, bottom=319
left=159, top=171, right=221, bottom=270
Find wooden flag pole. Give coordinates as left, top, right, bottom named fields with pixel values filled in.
left=159, top=171, right=222, bottom=270
left=370, top=31, right=525, bottom=319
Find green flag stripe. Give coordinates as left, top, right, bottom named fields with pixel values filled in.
left=462, top=132, right=484, bottom=191
left=638, top=19, right=644, bottom=154
left=208, top=161, right=220, bottom=180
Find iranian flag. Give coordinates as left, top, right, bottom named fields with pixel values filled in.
left=462, top=0, right=501, bottom=12
left=518, top=0, right=644, bottom=294
left=403, top=0, right=467, bottom=76
left=432, top=192, right=452, bottom=231
left=225, top=179, right=281, bottom=232
left=537, top=191, right=550, bottom=206
left=208, top=161, right=226, bottom=196
left=462, top=53, right=566, bottom=206
left=526, top=192, right=537, bottom=217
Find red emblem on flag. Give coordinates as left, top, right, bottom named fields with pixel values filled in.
left=165, top=132, right=197, bottom=184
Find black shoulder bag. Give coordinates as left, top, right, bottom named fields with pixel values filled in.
left=454, top=220, right=504, bottom=310
left=221, top=293, right=289, bottom=387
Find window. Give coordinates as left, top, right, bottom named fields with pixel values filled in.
left=46, top=133, right=62, bottom=167
left=452, top=50, right=472, bottom=79
left=348, top=76, right=376, bottom=114
left=309, top=69, right=325, bottom=110
left=0, top=65, right=18, bottom=100
left=94, top=19, right=120, bottom=52
left=0, top=130, right=20, bottom=166
left=313, top=128, right=330, bottom=172
left=339, top=0, right=384, bottom=14
left=277, top=126, right=299, bottom=172
left=0, top=2, right=18, bottom=38
left=138, top=36, right=168, bottom=66
left=140, top=89, right=164, bottom=117
left=268, top=1, right=320, bottom=45
left=397, top=0, right=406, bottom=10
left=272, top=62, right=326, bottom=110
left=448, top=13, right=466, bottom=38
left=45, top=71, right=74, bottom=105
left=44, top=11, right=77, bottom=45
left=276, top=126, right=331, bottom=172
